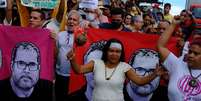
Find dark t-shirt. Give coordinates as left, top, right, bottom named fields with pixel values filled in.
left=0, top=78, right=53, bottom=101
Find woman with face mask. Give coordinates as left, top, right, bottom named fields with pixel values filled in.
left=80, top=8, right=100, bottom=29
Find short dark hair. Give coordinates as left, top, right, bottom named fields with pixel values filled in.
left=156, top=12, right=164, bottom=20
left=164, top=3, right=171, bottom=8
left=111, top=8, right=124, bottom=18
left=129, top=49, right=159, bottom=66
left=190, top=37, right=201, bottom=47
left=11, top=42, right=40, bottom=68
left=101, top=38, right=125, bottom=62
left=124, top=13, right=133, bottom=20
left=103, top=5, right=111, bottom=9
left=143, top=13, right=152, bottom=19
left=181, top=9, right=187, bottom=13
left=30, top=9, right=46, bottom=20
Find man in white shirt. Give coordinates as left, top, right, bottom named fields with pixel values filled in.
left=54, top=10, right=82, bottom=101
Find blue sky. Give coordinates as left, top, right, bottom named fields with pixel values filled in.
left=161, top=0, right=186, bottom=15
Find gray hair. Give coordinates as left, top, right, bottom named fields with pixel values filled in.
left=67, top=10, right=82, bottom=22
left=133, top=15, right=143, bottom=22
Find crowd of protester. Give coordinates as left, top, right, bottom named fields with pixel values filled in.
left=0, top=0, right=198, bottom=39
left=0, top=0, right=201, bottom=101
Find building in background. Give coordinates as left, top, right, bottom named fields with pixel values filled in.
left=186, top=0, right=201, bottom=9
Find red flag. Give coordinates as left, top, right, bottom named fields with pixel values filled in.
left=68, top=28, right=179, bottom=94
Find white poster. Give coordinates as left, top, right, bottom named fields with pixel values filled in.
left=79, top=0, right=98, bottom=9
left=0, top=0, right=7, bottom=8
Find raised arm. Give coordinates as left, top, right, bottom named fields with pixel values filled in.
left=157, top=21, right=177, bottom=62
left=5, top=0, right=13, bottom=24
left=126, top=64, right=163, bottom=85
left=67, top=50, right=94, bottom=74
left=16, top=0, right=29, bottom=27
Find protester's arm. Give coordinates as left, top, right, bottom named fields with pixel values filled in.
left=80, top=20, right=99, bottom=29
left=4, top=0, right=13, bottom=25
left=55, top=0, right=67, bottom=31
left=67, top=50, right=94, bottom=74
left=135, top=5, right=141, bottom=15
left=16, top=0, right=29, bottom=27
left=157, top=21, right=177, bottom=62
left=72, top=0, right=79, bottom=10
left=126, top=64, right=164, bottom=86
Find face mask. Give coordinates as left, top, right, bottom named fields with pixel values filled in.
left=86, top=13, right=96, bottom=21
left=111, top=21, right=122, bottom=29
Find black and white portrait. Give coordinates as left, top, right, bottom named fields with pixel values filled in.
left=126, top=49, right=160, bottom=101
left=10, top=42, right=41, bottom=98
left=83, top=40, right=107, bottom=101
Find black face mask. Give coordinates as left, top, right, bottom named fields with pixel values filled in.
left=111, top=21, right=122, bottom=29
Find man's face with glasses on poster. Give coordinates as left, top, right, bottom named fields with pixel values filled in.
left=11, top=42, right=40, bottom=92
left=129, top=49, right=160, bottom=96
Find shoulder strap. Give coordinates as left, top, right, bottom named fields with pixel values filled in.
left=42, top=20, right=51, bottom=28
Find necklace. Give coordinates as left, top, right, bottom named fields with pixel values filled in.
left=188, top=67, right=201, bottom=87
left=105, top=66, right=117, bottom=80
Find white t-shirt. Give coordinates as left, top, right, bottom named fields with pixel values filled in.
left=92, top=59, right=131, bottom=101
left=84, top=50, right=103, bottom=101
left=56, top=31, right=74, bottom=76
left=163, top=53, right=201, bottom=101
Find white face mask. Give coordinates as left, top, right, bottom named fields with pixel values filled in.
left=86, top=13, right=96, bottom=21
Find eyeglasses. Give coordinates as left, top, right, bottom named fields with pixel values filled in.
left=15, top=61, right=39, bottom=71
left=134, top=67, right=155, bottom=76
